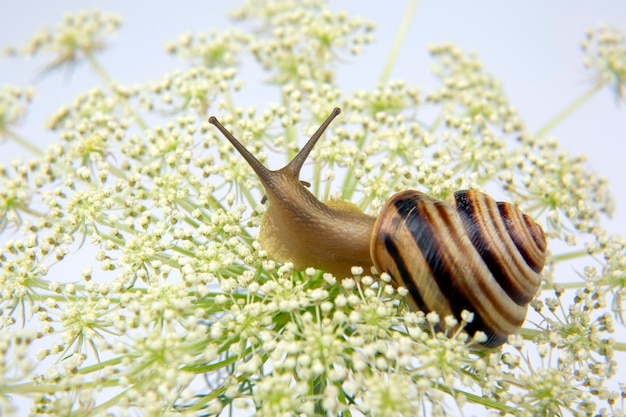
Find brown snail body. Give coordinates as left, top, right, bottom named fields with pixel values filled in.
left=209, top=107, right=546, bottom=347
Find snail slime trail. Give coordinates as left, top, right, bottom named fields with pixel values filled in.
left=209, top=107, right=547, bottom=347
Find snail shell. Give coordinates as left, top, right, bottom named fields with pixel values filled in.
left=371, top=189, right=546, bottom=347
left=209, top=107, right=547, bottom=347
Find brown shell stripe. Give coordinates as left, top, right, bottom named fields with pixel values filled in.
left=378, top=210, right=442, bottom=315
left=410, top=194, right=525, bottom=346
left=383, top=235, right=430, bottom=312
left=377, top=191, right=528, bottom=346
left=371, top=195, right=455, bottom=320
left=453, top=191, right=542, bottom=306
left=497, top=202, right=546, bottom=273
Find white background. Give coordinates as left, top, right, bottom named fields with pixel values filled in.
left=2, top=1, right=626, bottom=415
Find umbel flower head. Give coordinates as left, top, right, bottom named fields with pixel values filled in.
left=581, top=24, right=626, bottom=100
left=1, top=2, right=626, bottom=417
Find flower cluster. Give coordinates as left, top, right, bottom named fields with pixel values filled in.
left=0, top=86, right=35, bottom=137
left=4, top=11, right=122, bottom=76
left=166, top=29, right=251, bottom=69
left=2, top=4, right=626, bottom=417
left=428, top=44, right=525, bottom=134
left=581, top=24, right=626, bottom=99
left=232, top=0, right=375, bottom=85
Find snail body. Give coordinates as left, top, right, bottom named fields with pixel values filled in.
left=209, top=107, right=546, bottom=347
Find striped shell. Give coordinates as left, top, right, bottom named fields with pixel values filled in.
left=370, top=189, right=547, bottom=347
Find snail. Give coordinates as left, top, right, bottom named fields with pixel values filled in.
left=209, top=107, right=546, bottom=347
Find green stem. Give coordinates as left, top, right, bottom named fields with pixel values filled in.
left=542, top=281, right=589, bottom=290
left=340, top=126, right=368, bottom=202
left=240, top=183, right=261, bottom=212
left=4, top=376, right=121, bottom=395
left=550, top=250, right=590, bottom=264
left=83, top=51, right=113, bottom=85
left=78, top=355, right=124, bottom=374
left=184, top=385, right=227, bottom=412
left=182, top=352, right=239, bottom=374
left=313, top=158, right=322, bottom=198
left=3, top=129, right=43, bottom=156
left=535, top=82, right=605, bottom=138
left=323, top=162, right=334, bottom=201
left=341, top=172, right=359, bottom=202
left=434, top=382, right=514, bottom=413
left=614, top=342, right=626, bottom=352
left=82, top=388, right=133, bottom=417
left=83, top=50, right=148, bottom=131
left=379, top=0, right=419, bottom=85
